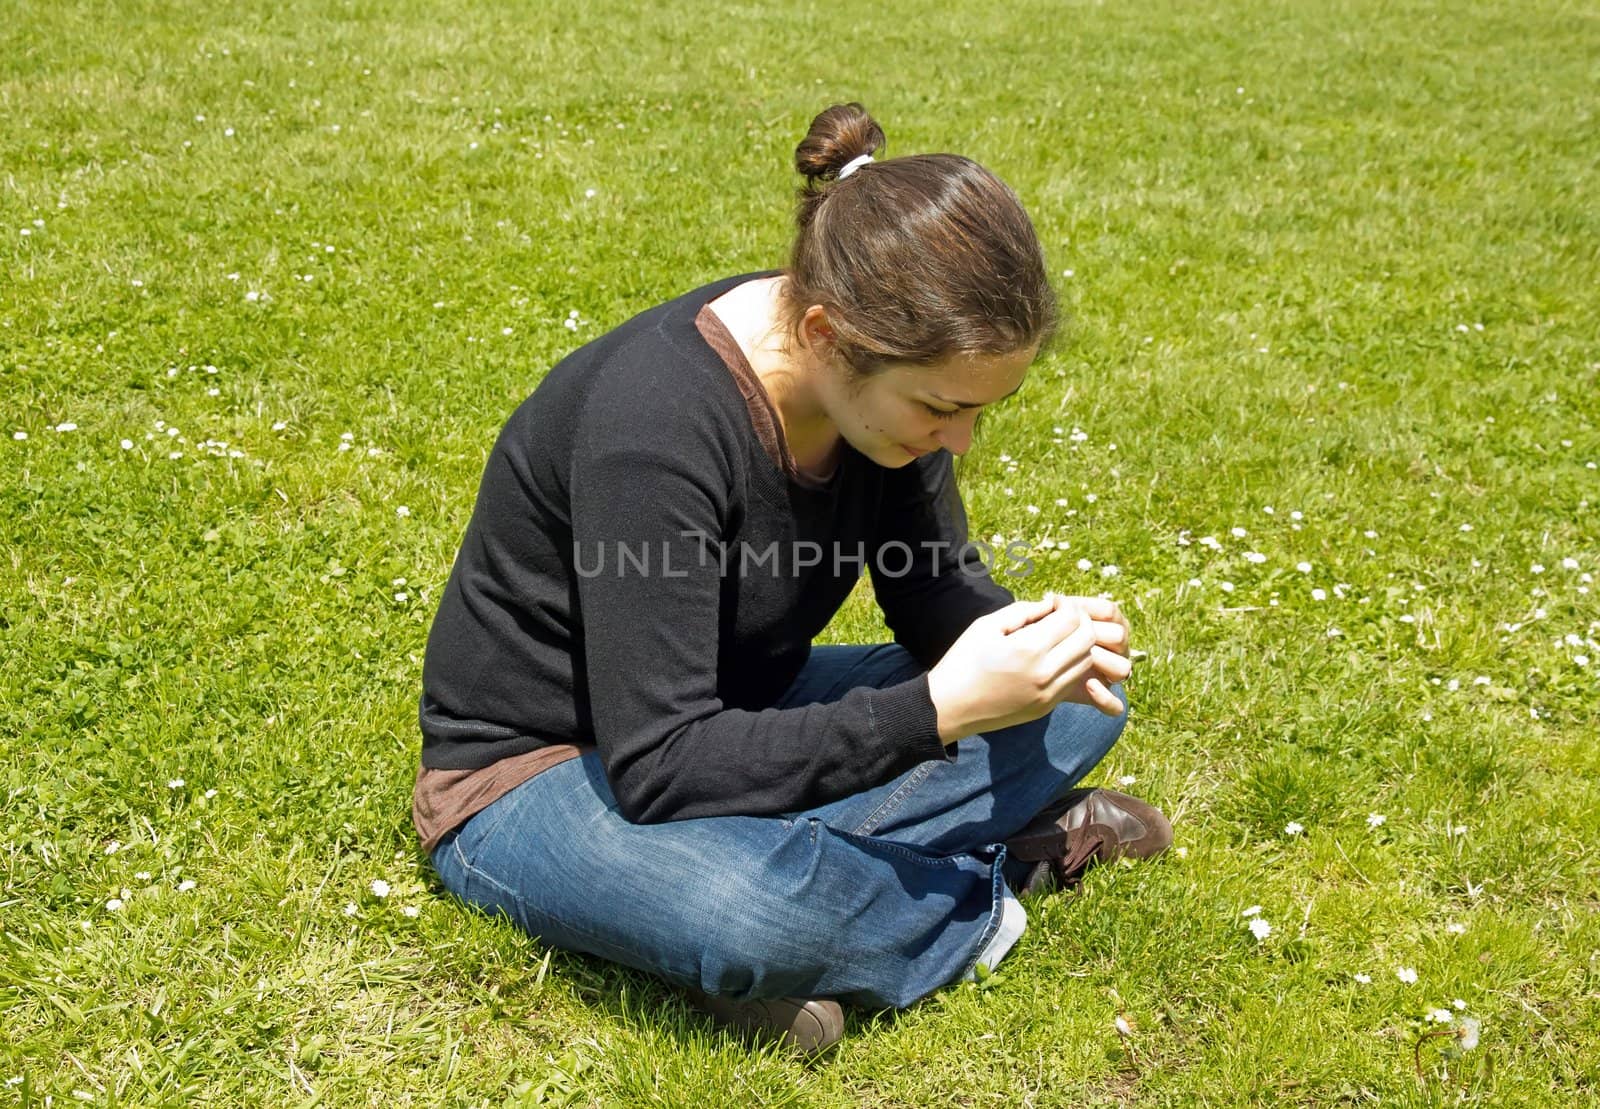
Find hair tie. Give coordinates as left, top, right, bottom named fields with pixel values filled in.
left=837, top=153, right=875, bottom=180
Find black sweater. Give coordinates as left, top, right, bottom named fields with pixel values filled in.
left=420, top=273, right=1014, bottom=823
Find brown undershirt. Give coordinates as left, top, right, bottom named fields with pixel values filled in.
left=412, top=300, right=836, bottom=852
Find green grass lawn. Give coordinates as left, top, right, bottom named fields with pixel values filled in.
left=3, top=0, right=1597, bottom=1103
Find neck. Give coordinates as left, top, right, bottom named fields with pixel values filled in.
left=711, top=277, right=841, bottom=471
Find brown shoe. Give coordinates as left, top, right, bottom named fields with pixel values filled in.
left=1004, top=788, right=1172, bottom=896
left=682, top=987, right=845, bottom=1057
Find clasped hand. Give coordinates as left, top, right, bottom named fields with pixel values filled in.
left=926, top=592, right=1134, bottom=744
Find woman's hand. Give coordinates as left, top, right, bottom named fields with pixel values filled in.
left=1051, top=593, right=1132, bottom=662
left=925, top=593, right=1133, bottom=744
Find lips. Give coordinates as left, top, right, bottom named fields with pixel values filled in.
left=902, top=444, right=931, bottom=458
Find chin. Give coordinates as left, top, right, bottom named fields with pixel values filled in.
left=863, top=440, right=909, bottom=465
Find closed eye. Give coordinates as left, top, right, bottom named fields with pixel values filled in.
left=923, top=403, right=960, bottom=420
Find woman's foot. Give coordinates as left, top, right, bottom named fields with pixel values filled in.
left=1004, top=788, right=1172, bottom=896
left=681, top=987, right=845, bottom=1057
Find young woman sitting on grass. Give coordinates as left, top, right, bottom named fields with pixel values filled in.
left=414, top=102, right=1171, bottom=1056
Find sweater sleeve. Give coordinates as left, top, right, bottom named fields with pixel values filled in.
left=569, top=392, right=949, bottom=825
left=869, top=450, right=1017, bottom=671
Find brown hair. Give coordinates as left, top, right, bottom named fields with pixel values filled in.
left=783, top=102, right=1058, bottom=377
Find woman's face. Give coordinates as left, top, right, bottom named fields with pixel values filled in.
left=821, top=345, right=1037, bottom=468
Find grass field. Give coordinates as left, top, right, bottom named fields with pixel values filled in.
left=3, top=0, right=1598, bottom=1103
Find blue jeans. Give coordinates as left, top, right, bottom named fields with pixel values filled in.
left=430, top=643, right=1125, bottom=1011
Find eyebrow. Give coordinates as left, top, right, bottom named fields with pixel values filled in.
left=929, top=382, right=1024, bottom=410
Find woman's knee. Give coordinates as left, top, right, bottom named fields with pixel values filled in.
left=1042, top=684, right=1128, bottom=767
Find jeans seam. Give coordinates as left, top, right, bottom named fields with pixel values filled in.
left=847, top=760, right=935, bottom=837
left=448, top=810, right=636, bottom=963
left=956, top=843, right=1011, bottom=981
left=829, top=824, right=969, bottom=868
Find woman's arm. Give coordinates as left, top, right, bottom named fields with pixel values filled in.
left=569, top=392, right=949, bottom=824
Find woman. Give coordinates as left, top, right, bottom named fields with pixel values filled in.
left=415, top=103, right=1170, bottom=1056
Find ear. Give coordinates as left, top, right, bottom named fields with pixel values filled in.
left=798, top=305, right=836, bottom=354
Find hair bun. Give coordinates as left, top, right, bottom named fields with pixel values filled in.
left=795, top=103, right=886, bottom=187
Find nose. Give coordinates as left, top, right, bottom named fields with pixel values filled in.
left=934, top=412, right=978, bottom=456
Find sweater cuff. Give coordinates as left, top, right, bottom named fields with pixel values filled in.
left=873, top=673, right=956, bottom=766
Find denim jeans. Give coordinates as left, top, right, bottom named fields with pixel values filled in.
left=430, top=643, right=1125, bottom=1011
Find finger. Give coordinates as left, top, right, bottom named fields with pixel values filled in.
left=1068, top=595, right=1119, bottom=621
left=1089, top=618, right=1130, bottom=655
left=1017, top=598, right=1094, bottom=656
left=1038, top=607, right=1099, bottom=677
left=1044, top=650, right=1099, bottom=705
left=1090, top=644, right=1132, bottom=684
left=1072, top=595, right=1131, bottom=639
left=1083, top=676, right=1126, bottom=717
left=996, top=593, right=1060, bottom=635
left=1110, top=602, right=1132, bottom=642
